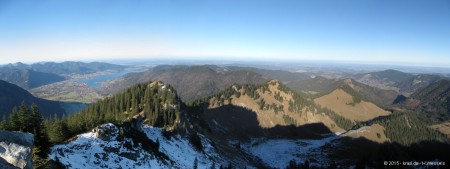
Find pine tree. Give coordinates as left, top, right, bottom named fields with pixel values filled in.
left=210, top=161, right=216, bottom=169
left=30, top=104, right=51, bottom=156
left=7, top=107, right=18, bottom=131
left=0, top=116, right=10, bottom=130
left=18, top=102, right=30, bottom=131
left=193, top=158, right=198, bottom=169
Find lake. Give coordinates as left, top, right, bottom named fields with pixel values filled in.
left=74, top=71, right=141, bottom=88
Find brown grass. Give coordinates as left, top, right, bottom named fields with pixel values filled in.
left=430, top=122, right=450, bottom=138
left=207, top=81, right=344, bottom=133
left=342, top=124, right=390, bottom=143
left=314, top=89, right=390, bottom=121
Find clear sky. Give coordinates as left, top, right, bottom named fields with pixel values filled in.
left=0, top=0, right=449, bottom=67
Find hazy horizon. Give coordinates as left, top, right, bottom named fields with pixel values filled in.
left=1, top=0, right=449, bottom=67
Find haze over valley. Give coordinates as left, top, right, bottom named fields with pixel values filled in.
left=1, top=0, right=450, bottom=168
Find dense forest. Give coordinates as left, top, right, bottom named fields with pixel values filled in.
left=65, top=81, right=181, bottom=135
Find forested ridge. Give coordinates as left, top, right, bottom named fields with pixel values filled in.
left=354, top=111, right=449, bottom=145
left=190, top=80, right=355, bottom=130
left=66, top=81, right=181, bottom=135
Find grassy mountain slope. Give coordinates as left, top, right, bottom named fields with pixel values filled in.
left=289, top=77, right=399, bottom=107
left=339, top=78, right=399, bottom=108
left=190, top=80, right=354, bottom=139
left=342, top=124, right=390, bottom=143
left=314, top=88, right=391, bottom=122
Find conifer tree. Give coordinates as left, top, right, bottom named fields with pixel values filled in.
left=18, top=102, right=30, bottom=131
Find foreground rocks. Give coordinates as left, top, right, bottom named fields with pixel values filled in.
left=0, top=130, right=34, bottom=169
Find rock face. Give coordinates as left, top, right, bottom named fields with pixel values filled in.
left=0, top=157, right=19, bottom=169
left=0, top=130, right=34, bottom=169
left=92, top=123, right=119, bottom=141
left=131, top=113, right=145, bottom=132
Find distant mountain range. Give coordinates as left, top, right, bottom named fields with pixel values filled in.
left=226, top=66, right=311, bottom=83
left=0, top=61, right=127, bottom=90
left=4, top=61, right=126, bottom=75
left=353, top=69, right=447, bottom=96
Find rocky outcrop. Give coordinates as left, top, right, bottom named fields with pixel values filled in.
left=0, top=157, right=19, bottom=169
left=92, top=123, right=118, bottom=141
left=131, top=113, right=145, bottom=132
left=0, top=130, right=33, bottom=169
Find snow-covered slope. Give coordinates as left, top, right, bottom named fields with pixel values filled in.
left=242, top=134, right=340, bottom=168
left=49, top=123, right=224, bottom=169
left=142, top=125, right=225, bottom=168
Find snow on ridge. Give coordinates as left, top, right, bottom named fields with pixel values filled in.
left=142, top=125, right=224, bottom=168
left=49, top=123, right=224, bottom=169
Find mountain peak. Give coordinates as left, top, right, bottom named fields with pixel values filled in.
left=342, top=78, right=356, bottom=88
left=149, top=80, right=165, bottom=88
left=267, top=79, right=282, bottom=86
left=6, top=62, right=28, bottom=69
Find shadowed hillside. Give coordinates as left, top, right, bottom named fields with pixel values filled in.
left=397, top=79, right=450, bottom=128
left=0, top=68, right=65, bottom=89
left=0, top=80, right=68, bottom=119
left=189, top=80, right=353, bottom=134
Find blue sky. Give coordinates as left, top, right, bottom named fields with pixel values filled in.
left=0, top=0, right=449, bottom=67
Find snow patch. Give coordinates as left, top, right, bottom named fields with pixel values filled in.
left=242, top=134, right=341, bottom=168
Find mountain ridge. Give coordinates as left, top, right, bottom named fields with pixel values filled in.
left=99, top=65, right=269, bottom=102
left=0, top=68, right=65, bottom=89
left=353, top=69, right=447, bottom=96
left=4, top=61, right=126, bottom=75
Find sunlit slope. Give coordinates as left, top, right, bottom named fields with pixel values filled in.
left=194, top=80, right=347, bottom=134
left=314, top=88, right=390, bottom=121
